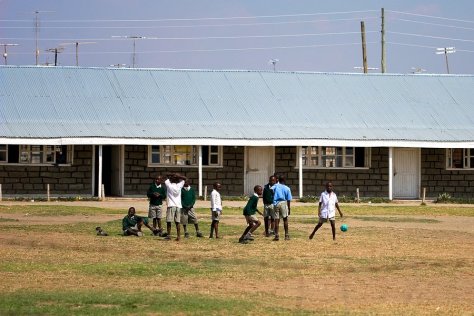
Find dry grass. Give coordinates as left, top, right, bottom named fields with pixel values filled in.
left=0, top=204, right=473, bottom=315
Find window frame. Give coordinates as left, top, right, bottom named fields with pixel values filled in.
left=148, top=145, right=223, bottom=167
left=0, top=145, right=73, bottom=166
left=299, top=146, right=371, bottom=169
left=446, top=148, right=474, bottom=170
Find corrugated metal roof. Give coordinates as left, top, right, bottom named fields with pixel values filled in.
left=1, top=66, right=474, bottom=147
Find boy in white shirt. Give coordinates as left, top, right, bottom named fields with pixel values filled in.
left=210, top=182, right=222, bottom=238
left=309, top=182, right=344, bottom=241
left=164, top=173, right=186, bottom=241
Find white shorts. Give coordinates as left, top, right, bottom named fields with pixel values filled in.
left=166, top=206, right=181, bottom=223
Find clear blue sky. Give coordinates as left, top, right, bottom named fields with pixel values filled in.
left=1, top=0, right=473, bottom=74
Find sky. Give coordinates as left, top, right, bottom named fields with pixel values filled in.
left=1, top=0, right=474, bottom=74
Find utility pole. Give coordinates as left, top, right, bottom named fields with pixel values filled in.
left=0, top=43, right=19, bottom=65
left=46, top=47, right=64, bottom=66
left=360, top=21, right=368, bottom=74
left=59, top=41, right=95, bottom=66
left=381, top=8, right=386, bottom=73
left=436, top=47, right=455, bottom=74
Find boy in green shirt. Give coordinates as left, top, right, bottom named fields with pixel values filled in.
left=122, top=207, right=156, bottom=236
left=239, top=185, right=264, bottom=244
left=181, top=180, right=204, bottom=238
left=147, top=175, right=167, bottom=236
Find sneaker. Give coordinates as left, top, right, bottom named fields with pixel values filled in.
left=244, top=234, right=254, bottom=241
left=265, top=233, right=271, bottom=237
left=238, top=239, right=249, bottom=244
left=273, top=235, right=279, bottom=241
left=184, top=232, right=190, bottom=238
left=285, top=235, right=290, bottom=241
left=196, top=231, right=204, bottom=238
left=164, top=235, right=171, bottom=240
left=137, top=232, right=144, bottom=237
left=269, top=230, right=275, bottom=236
left=160, top=232, right=168, bottom=237
left=153, top=229, right=160, bottom=236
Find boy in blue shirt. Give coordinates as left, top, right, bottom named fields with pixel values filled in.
left=271, top=175, right=292, bottom=241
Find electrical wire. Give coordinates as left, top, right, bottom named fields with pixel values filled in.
left=393, top=18, right=474, bottom=31
left=0, top=10, right=379, bottom=23
left=387, top=31, right=474, bottom=43
left=387, top=10, right=474, bottom=24
left=0, top=16, right=378, bottom=29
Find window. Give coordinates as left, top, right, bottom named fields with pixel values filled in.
left=301, top=146, right=370, bottom=168
left=447, top=148, right=474, bottom=169
left=0, top=145, right=73, bottom=165
left=149, top=145, right=222, bottom=166
left=0, top=145, right=6, bottom=162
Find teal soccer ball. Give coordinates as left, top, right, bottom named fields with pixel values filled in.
left=340, top=224, right=348, bottom=232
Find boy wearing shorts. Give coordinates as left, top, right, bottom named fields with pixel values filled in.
left=271, top=175, right=292, bottom=241
left=239, top=185, right=264, bottom=244
left=309, top=182, right=344, bottom=241
left=122, top=207, right=156, bottom=236
left=164, top=173, right=186, bottom=241
left=147, top=175, right=166, bottom=236
left=263, top=175, right=276, bottom=237
left=181, top=179, right=204, bottom=238
left=210, top=182, right=222, bottom=238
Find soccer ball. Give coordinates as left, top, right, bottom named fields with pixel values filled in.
left=340, top=224, right=348, bottom=232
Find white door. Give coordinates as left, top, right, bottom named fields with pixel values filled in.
left=245, top=147, right=274, bottom=195
left=393, top=148, right=420, bottom=199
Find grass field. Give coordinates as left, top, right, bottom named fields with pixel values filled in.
left=0, top=202, right=473, bottom=315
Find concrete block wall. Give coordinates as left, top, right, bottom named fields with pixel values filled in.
left=0, top=145, right=92, bottom=196
left=274, top=147, right=389, bottom=198
left=421, top=148, right=474, bottom=198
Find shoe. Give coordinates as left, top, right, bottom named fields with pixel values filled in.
left=269, top=230, right=275, bottom=235
left=273, top=235, right=279, bottom=241
left=196, top=231, right=204, bottom=238
left=244, top=234, right=254, bottom=241
left=285, top=235, right=290, bottom=241
left=137, top=232, right=144, bottom=237
left=153, top=229, right=160, bottom=236
left=239, top=239, right=249, bottom=244
left=164, top=235, right=171, bottom=240
left=265, top=233, right=271, bottom=237
left=161, top=232, right=168, bottom=237
left=184, top=232, right=190, bottom=238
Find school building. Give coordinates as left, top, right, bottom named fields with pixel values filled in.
left=1, top=66, right=473, bottom=200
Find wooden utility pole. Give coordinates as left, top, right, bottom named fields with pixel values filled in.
left=381, top=8, right=386, bottom=73
left=360, top=21, right=368, bottom=73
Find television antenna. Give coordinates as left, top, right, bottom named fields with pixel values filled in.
left=0, top=43, right=19, bottom=65
left=268, top=59, right=279, bottom=72
left=112, top=35, right=156, bottom=68
left=59, top=41, right=95, bottom=66
left=435, top=47, right=456, bottom=74
left=411, top=67, right=427, bottom=74
left=45, top=46, right=64, bottom=66
left=33, top=10, right=54, bottom=66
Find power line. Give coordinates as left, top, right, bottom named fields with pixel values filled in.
left=393, top=18, right=474, bottom=31
left=0, top=30, right=378, bottom=42
left=0, top=16, right=378, bottom=29
left=10, top=41, right=378, bottom=55
left=0, top=10, right=379, bottom=23
left=387, top=31, right=474, bottom=43
left=387, top=10, right=474, bottom=24
left=387, top=41, right=474, bottom=53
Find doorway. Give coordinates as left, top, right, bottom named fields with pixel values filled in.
left=94, top=145, right=123, bottom=197
left=245, top=146, right=274, bottom=195
left=393, top=148, right=420, bottom=199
